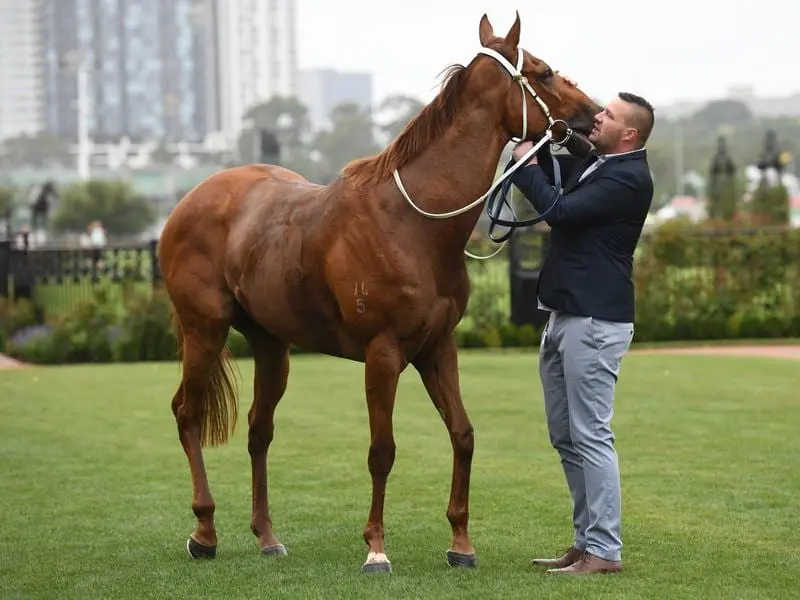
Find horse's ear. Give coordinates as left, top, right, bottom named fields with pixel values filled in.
left=479, top=14, right=494, bottom=47
left=504, top=11, right=521, bottom=49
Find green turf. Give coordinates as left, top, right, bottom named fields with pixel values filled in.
left=1, top=350, right=798, bottom=599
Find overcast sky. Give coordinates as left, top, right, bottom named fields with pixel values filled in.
left=294, top=0, right=797, bottom=108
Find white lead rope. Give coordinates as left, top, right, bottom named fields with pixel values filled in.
left=392, top=45, right=567, bottom=260
left=391, top=130, right=553, bottom=221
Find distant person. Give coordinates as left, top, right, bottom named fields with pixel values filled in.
left=88, top=221, right=107, bottom=247
left=509, top=91, right=655, bottom=575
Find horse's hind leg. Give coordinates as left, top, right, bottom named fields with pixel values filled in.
left=170, top=287, right=238, bottom=559
left=242, top=327, right=290, bottom=556
left=413, top=334, right=477, bottom=568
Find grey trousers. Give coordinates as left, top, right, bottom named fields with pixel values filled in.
left=539, top=310, right=634, bottom=562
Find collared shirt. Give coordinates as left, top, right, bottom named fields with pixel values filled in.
left=579, top=148, right=642, bottom=182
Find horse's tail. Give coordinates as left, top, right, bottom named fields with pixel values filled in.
left=172, top=309, right=239, bottom=448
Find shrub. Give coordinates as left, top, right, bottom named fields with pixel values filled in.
left=634, top=222, right=799, bottom=342
left=0, top=297, right=38, bottom=351
left=5, top=324, right=68, bottom=364
left=111, top=287, right=178, bottom=362
left=4, top=222, right=799, bottom=365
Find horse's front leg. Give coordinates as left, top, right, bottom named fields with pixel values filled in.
left=360, top=335, right=404, bottom=574
left=413, top=333, right=477, bottom=567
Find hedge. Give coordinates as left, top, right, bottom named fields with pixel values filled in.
left=2, top=223, right=798, bottom=364
left=633, top=220, right=800, bottom=341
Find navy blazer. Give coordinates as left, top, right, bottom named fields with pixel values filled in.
left=509, top=143, right=653, bottom=323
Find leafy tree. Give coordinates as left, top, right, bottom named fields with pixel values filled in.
left=376, top=94, right=425, bottom=141
left=0, top=187, right=15, bottom=217
left=750, top=183, right=790, bottom=225
left=237, top=95, right=312, bottom=163
left=51, top=179, right=156, bottom=236
left=688, top=100, right=753, bottom=133
left=645, top=99, right=800, bottom=210
left=0, top=134, right=72, bottom=168
left=312, top=102, right=380, bottom=177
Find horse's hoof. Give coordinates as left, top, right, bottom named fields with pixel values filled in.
left=447, top=550, right=477, bottom=568
left=360, top=552, right=392, bottom=574
left=360, top=561, right=392, bottom=574
left=186, top=537, right=216, bottom=559
left=261, top=543, right=288, bottom=557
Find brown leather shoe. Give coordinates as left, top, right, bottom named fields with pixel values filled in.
left=531, top=546, right=586, bottom=569
left=546, top=551, right=622, bottom=575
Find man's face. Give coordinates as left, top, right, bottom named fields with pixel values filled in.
left=588, top=97, right=637, bottom=153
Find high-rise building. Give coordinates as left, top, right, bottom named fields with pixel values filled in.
left=298, top=68, right=373, bottom=133
left=0, top=0, right=44, bottom=141
left=214, top=0, right=298, bottom=144
left=38, top=0, right=219, bottom=142
left=2, top=0, right=299, bottom=147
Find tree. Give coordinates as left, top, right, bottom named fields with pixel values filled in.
left=688, top=99, right=753, bottom=133
left=719, top=176, right=743, bottom=222
left=750, top=183, right=790, bottom=225
left=237, top=95, right=312, bottom=163
left=312, top=102, right=380, bottom=178
left=707, top=136, right=739, bottom=221
left=0, top=187, right=15, bottom=218
left=645, top=104, right=800, bottom=211
left=376, top=94, right=425, bottom=142
left=0, top=133, right=72, bottom=168
left=51, top=179, right=156, bottom=236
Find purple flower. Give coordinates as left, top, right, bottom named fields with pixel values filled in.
left=9, top=324, right=53, bottom=347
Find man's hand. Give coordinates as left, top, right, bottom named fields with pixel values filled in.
left=512, top=141, right=538, bottom=165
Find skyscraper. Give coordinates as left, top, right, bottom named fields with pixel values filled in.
left=298, top=68, right=373, bottom=133
left=2, top=0, right=299, bottom=147
left=39, top=0, right=219, bottom=142
left=214, top=0, right=298, bottom=144
left=0, top=0, right=43, bottom=141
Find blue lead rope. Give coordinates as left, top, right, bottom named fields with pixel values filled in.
left=485, top=146, right=564, bottom=243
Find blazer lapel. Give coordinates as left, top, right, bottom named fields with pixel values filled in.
left=570, top=161, right=605, bottom=191
left=564, top=153, right=600, bottom=192
left=564, top=149, right=647, bottom=192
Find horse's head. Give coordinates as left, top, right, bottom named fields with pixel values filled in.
left=474, top=13, right=601, bottom=145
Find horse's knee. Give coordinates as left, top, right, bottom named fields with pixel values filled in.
left=451, top=425, right=474, bottom=461
left=247, top=424, right=274, bottom=455
left=367, top=439, right=396, bottom=478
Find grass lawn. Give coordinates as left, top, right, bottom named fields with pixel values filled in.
left=1, top=350, right=798, bottom=599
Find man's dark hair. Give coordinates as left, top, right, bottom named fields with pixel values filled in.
left=618, top=92, right=655, bottom=147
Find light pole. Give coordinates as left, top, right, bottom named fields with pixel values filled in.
left=76, top=62, right=91, bottom=180
left=61, top=50, right=92, bottom=180
left=240, top=118, right=260, bottom=164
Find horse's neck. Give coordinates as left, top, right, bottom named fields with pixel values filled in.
left=394, top=112, right=507, bottom=255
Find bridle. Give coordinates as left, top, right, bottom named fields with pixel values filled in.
left=392, top=45, right=575, bottom=259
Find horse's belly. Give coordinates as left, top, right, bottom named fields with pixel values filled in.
left=232, top=257, right=366, bottom=359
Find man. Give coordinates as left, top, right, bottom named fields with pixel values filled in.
left=509, top=91, right=655, bottom=575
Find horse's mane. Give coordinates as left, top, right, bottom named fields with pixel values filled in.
left=341, top=63, right=470, bottom=187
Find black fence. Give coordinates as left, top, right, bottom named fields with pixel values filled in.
left=0, top=234, right=161, bottom=319
left=1, top=229, right=552, bottom=328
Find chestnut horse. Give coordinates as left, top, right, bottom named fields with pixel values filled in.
left=158, top=12, right=599, bottom=573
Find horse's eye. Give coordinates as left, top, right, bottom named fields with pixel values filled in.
left=540, top=68, right=554, bottom=82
